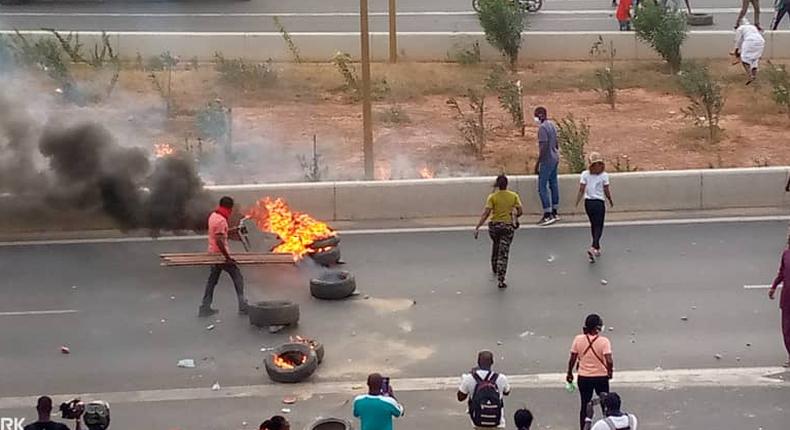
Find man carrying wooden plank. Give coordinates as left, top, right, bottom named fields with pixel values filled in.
left=199, top=196, right=249, bottom=318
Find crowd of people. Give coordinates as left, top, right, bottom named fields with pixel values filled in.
left=609, top=0, right=789, bottom=31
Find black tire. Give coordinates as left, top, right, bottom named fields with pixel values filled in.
left=309, top=247, right=341, bottom=267
left=263, top=343, right=319, bottom=383
left=687, top=13, right=714, bottom=26
left=307, top=417, right=354, bottom=430
left=523, top=0, right=543, bottom=12
left=309, top=236, right=340, bottom=250
left=472, top=0, right=480, bottom=12
left=248, top=300, right=300, bottom=328
left=310, top=271, right=357, bottom=300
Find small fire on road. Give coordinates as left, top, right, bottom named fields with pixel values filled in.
left=154, top=143, right=175, bottom=158
left=246, top=198, right=336, bottom=259
left=272, top=351, right=308, bottom=370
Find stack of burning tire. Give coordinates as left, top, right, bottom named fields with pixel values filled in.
left=264, top=336, right=324, bottom=383
left=307, top=235, right=342, bottom=267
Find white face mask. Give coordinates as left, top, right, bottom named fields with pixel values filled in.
left=533, top=117, right=541, bottom=125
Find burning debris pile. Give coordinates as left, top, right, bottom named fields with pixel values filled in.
left=0, top=91, right=213, bottom=232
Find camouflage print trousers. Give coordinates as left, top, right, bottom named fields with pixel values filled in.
left=489, top=222, right=516, bottom=283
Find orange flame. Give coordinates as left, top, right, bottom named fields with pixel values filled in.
left=154, top=143, right=175, bottom=158
left=246, top=198, right=335, bottom=259
left=272, top=352, right=307, bottom=370
left=419, top=166, right=435, bottom=179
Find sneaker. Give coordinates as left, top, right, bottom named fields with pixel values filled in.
left=198, top=307, right=219, bottom=318
left=593, top=248, right=602, bottom=257
left=587, top=248, right=596, bottom=264
left=498, top=281, right=508, bottom=289
left=538, top=215, right=557, bottom=226
left=552, top=210, right=560, bottom=222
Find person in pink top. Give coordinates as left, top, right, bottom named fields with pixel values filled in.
left=769, top=235, right=790, bottom=367
left=566, top=314, right=614, bottom=430
left=199, top=196, right=248, bottom=318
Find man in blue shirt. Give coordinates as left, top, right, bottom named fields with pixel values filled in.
left=533, top=106, right=560, bottom=226
left=353, top=373, right=404, bottom=430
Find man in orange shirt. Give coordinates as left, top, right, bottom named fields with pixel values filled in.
left=199, top=196, right=248, bottom=318
left=566, top=314, right=614, bottom=430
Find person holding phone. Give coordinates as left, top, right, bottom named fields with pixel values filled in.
left=566, top=314, right=614, bottom=430
left=353, top=373, right=404, bottom=430
left=474, top=174, right=523, bottom=289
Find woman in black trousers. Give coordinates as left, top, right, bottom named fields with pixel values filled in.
left=575, top=152, right=614, bottom=263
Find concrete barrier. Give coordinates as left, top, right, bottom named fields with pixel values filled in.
left=205, top=167, right=790, bottom=222
left=4, top=30, right=789, bottom=62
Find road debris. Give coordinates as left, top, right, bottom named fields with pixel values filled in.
left=456, top=291, right=462, bottom=295
left=282, top=396, right=297, bottom=405
left=211, top=382, right=221, bottom=391
left=206, top=324, right=215, bottom=331
left=281, top=408, right=291, bottom=414
left=496, top=341, right=503, bottom=346
left=681, top=316, right=689, bottom=321
left=547, top=255, right=555, bottom=263
left=160, top=318, right=167, bottom=324
left=60, top=346, right=70, bottom=354
left=269, top=325, right=287, bottom=334
left=71, top=285, right=78, bottom=289
left=608, top=327, right=615, bottom=332
left=600, top=279, right=608, bottom=285
left=715, top=354, right=723, bottom=360
left=519, top=330, right=535, bottom=338
left=177, top=359, right=196, bottom=369
left=170, top=296, right=176, bottom=300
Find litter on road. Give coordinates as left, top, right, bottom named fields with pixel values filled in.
left=177, top=359, right=196, bottom=369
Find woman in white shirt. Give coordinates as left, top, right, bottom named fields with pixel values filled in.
left=575, top=153, right=614, bottom=263
left=731, top=19, right=765, bottom=85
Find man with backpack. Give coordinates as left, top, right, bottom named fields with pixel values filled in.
left=583, top=392, right=638, bottom=430
left=457, top=350, right=511, bottom=428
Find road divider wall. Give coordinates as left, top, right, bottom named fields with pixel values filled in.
left=3, top=30, right=789, bottom=62
left=208, top=167, right=790, bottom=221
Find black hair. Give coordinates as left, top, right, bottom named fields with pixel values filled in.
left=514, top=408, right=533, bottom=429
left=36, top=396, right=53, bottom=413
left=219, top=196, right=234, bottom=209
left=602, top=392, right=622, bottom=415
left=534, top=106, right=547, bottom=118
left=260, top=416, right=288, bottom=430
left=495, top=174, right=508, bottom=190
left=583, top=313, right=603, bottom=334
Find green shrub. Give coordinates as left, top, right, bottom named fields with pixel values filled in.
left=213, top=53, right=278, bottom=90
left=273, top=16, right=302, bottom=63
left=447, top=89, right=487, bottom=158
left=557, top=115, right=589, bottom=174
left=476, top=0, right=527, bottom=69
left=633, top=1, right=688, bottom=73
left=486, top=64, right=525, bottom=135
left=448, top=41, right=482, bottom=66
left=590, top=35, right=617, bottom=110
left=765, top=62, right=790, bottom=119
left=679, top=63, right=725, bottom=142
left=331, top=51, right=390, bottom=101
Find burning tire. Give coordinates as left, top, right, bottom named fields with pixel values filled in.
left=248, top=301, right=300, bottom=328
left=309, top=247, right=342, bottom=267
left=264, top=342, right=319, bottom=383
left=310, top=271, right=356, bottom=300
left=309, top=236, right=340, bottom=250
left=308, top=418, right=353, bottom=430
left=292, top=336, right=325, bottom=364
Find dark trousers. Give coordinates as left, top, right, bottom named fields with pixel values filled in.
left=773, top=6, right=789, bottom=30
left=489, top=222, right=516, bottom=282
left=585, top=199, right=606, bottom=250
left=578, top=376, right=610, bottom=430
left=783, top=308, right=790, bottom=358
left=201, top=263, right=246, bottom=309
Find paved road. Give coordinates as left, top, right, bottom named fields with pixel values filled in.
left=0, top=0, right=782, bottom=32
left=0, top=218, right=789, bottom=428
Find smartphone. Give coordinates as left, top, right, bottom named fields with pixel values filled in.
left=380, top=377, right=390, bottom=395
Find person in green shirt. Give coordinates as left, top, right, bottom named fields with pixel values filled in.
left=353, top=374, right=404, bottom=430
left=474, top=175, right=523, bottom=289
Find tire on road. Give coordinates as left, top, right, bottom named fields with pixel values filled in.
left=472, top=0, right=480, bottom=12
left=264, top=343, right=319, bottom=383
left=687, top=13, right=714, bottom=26
left=248, top=301, right=300, bottom=328
left=311, top=340, right=325, bottom=364
left=309, top=236, right=341, bottom=250
left=309, top=247, right=341, bottom=267
left=310, top=271, right=357, bottom=300
left=307, top=417, right=354, bottom=430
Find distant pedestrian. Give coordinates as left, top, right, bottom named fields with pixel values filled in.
left=475, top=175, right=523, bottom=289
left=457, top=350, right=511, bottom=429
left=736, top=0, right=762, bottom=30
left=575, top=153, right=614, bottom=263
left=199, top=196, right=249, bottom=318
left=566, top=314, right=614, bottom=430
left=514, top=408, right=534, bottom=430
left=616, top=0, right=633, bottom=30
left=533, top=107, right=560, bottom=226
left=769, top=236, right=790, bottom=367
left=353, top=373, right=404, bottom=430
left=582, top=392, right=638, bottom=430
left=260, top=416, right=290, bottom=430
left=773, top=0, right=790, bottom=29
left=731, top=19, right=765, bottom=85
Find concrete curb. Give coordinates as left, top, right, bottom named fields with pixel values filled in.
left=3, top=30, right=789, bottom=62
left=207, top=167, right=790, bottom=222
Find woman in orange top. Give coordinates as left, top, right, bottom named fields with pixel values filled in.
left=566, top=314, right=614, bottom=430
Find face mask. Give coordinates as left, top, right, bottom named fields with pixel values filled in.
left=533, top=117, right=541, bottom=125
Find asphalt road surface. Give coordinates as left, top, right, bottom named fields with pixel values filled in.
left=0, top=217, right=789, bottom=429
left=0, top=0, right=783, bottom=32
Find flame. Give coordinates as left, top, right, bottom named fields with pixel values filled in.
left=154, top=143, right=175, bottom=158
left=246, top=198, right=335, bottom=259
left=272, top=352, right=307, bottom=370
left=419, top=166, right=435, bottom=179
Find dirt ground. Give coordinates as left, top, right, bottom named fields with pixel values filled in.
left=115, top=60, right=790, bottom=182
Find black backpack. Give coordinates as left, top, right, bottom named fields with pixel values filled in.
left=468, top=370, right=503, bottom=427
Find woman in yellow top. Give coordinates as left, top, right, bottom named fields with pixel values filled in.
left=474, top=175, right=523, bottom=289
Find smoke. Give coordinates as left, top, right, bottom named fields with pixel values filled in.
left=0, top=90, right=213, bottom=233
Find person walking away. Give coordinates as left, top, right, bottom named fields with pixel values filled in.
left=566, top=314, right=614, bottom=430
left=737, top=0, right=762, bottom=30
left=199, top=196, right=249, bottom=317
left=260, top=416, right=290, bottom=430
left=582, top=392, right=638, bottom=430
left=458, top=350, right=511, bottom=428
left=731, top=19, right=765, bottom=85
left=475, top=175, right=523, bottom=289
left=514, top=409, right=534, bottom=430
left=769, top=236, right=790, bottom=367
left=773, top=0, right=790, bottom=29
left=575, top=153, right=614, bottom=263
left=353, top=373, right=404, bottom=430
left=533, top=106, right=560, bottom=226
left=616, top=0, right=633, bottom=30
left=24, top=396, right=75, bottom=430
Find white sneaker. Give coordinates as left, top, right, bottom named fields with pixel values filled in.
left=587, top=248, right=596, bottom=263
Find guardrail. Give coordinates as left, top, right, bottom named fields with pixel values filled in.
left=2, top=30, right=789, bottom=62
left=207, top=167, right=790, bottom=221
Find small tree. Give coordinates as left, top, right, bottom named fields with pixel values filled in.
left=557, top=115, right=590, bottom=174
left=447, top=89, right=487, bottom=158
left=486, top=64, right=525, bottom=135
left=273, top=16, right=302, bottom=63
left=765, top=62, right=790, bottom=119
left=633, top=0, right=688, bottom=73
left=476, top=0, right=527, bottom=69
left=679, top=63, right=725, bottom=142
left=590, top=35, right=617, bottom=110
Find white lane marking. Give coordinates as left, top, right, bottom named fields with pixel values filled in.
left=0, top=366, right=783, bottom=409
left=0, top=310, right=79, bottom=317
left=0, top=9, right=750, bottom=18
left=0, top=215, right=788, bottom=247
left=744, top=284, right=781, bottom=289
